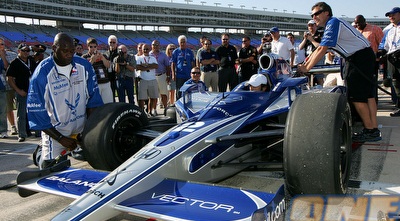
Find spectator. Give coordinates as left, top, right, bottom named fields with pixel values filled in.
left=6, top=43, right=37, bottom=142
left=270, top=27, right=295, bottom=67
left=171, top=35, right=195, bottom=99
left=196, top=36, right=208, bottom=67
left=298, top=2, right=380, bottom=142
left=287, top=33, right=305, bottom=66
left=32, top=44, right=47, bottom=65
left=237, top=36, right=258, bottom=83
left=27, top=33, right=103, bottom=169
left=82, top=37, right=113, bottom=104
left=150, top=40, right=170, bottom=109
left=114, top=45, right=136, bottom=104
left=136, top=44, right=159, bottom=115
left=245, top=74, right=269, bottom=92
left=184, top=67, right=207, bottom=93
left=379, top=7, right=400, bottom=117
left=299, top=20, right=326, bottom=86
left=75, top=42, right=84, bottom=57
left=257, top=33, right=272, bottom=55
left=103, top=35, right=119, bottom=102
left=166, top=44, right=176, bottom=105
left=0, top=39, right=8, bottom=138
left=215, top=33, right=238, bottom=92
left=199, top=39, right=219, bottom=92
left=4, top=44, right=18, bottom=136
left=355, top=14, right=384, bottom=103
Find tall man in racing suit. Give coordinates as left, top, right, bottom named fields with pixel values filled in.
left=27, top=33, right=103, bottom=169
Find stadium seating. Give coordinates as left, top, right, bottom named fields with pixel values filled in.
left=1, top=22, right=304, bottom=55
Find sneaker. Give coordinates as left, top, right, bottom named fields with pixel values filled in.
left=390, top=108, right=400, bottom=117
left=0, top=132, right=8, bottom=138
left=18, top=137, right=25, bottom=142
left=352, top=128, right=382, bottom=142
left=151, top=109, right=158, bottom=116
left=11, top=126, right=18, bottom=135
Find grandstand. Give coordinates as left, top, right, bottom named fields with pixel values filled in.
left=0, top=0, right=388, bottom=54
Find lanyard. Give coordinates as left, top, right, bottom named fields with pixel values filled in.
left=17, top=57, right=31, bottom=75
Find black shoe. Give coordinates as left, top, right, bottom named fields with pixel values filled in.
left=352, top=128, right=382, bottom=142
left=18, top=137, right=25, bottom=142
left=390, top=109, right=400, bottom=117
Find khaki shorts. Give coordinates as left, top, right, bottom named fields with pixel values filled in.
left=156, top=74, right=168, bottom=95
left=138, top=79, right=159, bottom=100
left=6, top=90, right=15, bottom=112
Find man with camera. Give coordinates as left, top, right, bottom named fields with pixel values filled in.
left=114, top=45, right=136, bottom=104
left=379, top=7, right=400, bottom=117
left=82, top=37, right=113, bottom=104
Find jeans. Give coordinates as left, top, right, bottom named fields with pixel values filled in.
left=16, top=93, right=27, bottom=138
left=0, top=91, right=7, bottom=133
left=117, top=76, right=135, bottom=104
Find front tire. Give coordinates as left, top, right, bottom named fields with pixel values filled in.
left=82, top=103, right=149, bottom=171
left=284, top=93, right=351, bottom=195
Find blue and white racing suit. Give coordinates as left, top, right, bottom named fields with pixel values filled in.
left=27, top=55, right=103, bottom=165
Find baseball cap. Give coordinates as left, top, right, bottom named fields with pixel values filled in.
left=245, top=74, right=268, bottom=87
left=385, top=7, right=400, bottom=17
left=18, top=43, right=29, bottom=50
left=270, top=27, right=279, bottom=33
left=307, top=20, right=316, bottom=25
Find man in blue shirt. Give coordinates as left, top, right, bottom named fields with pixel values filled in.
left=199, top=39, right=219, bottom=92
left=171, top=35, right=195, bottom=99
left=297, top=2, right=380, bottom=142
left=184, top=67, right=207, bottom=93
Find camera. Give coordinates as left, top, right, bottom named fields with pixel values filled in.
left=116, top=49, right=125, bottom=63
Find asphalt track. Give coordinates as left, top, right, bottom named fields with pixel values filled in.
left=1, top=88, right=399, bottom=221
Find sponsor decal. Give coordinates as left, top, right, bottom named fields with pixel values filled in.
left=27, top=103, right=41, bottom=108
left=151, top=193, right=236, bottom=213
left=45, top=175, right=98, bottom=188
left=86, top=189, right=106, bottom=199
left=65, top=93, right=80, bottom=116
left=112, top=109, right=143, bottom=129
left=289, top=195, right=400, bottom=220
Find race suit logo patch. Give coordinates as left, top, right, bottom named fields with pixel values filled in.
left=65, top=93, right=80, bottom=116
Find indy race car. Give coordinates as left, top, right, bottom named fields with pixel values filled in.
left=17, top=53, right=351, bottom=221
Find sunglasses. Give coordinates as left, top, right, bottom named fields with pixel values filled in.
left=311, top=9, right=325, bottom=18
left=21, top=49, right=30, bottom=52
left=191, top=72, right=201, bottom=75
left=169, top=48, right=176, bottom=50
left=109, top=42, right=116, bottom=44
left=89, top=46, right=97, bottom=48
left=143, top=48, right=150, bottom=51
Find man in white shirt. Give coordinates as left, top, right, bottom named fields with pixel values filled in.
left=270, top=27, right=295, bottom=67
left=136, top=44, right=159, bottom=116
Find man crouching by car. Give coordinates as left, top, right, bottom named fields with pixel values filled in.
left=27, top=33, right=103, bottom=169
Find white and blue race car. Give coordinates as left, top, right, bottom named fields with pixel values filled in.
left=17, top=54, right=351, bottom=221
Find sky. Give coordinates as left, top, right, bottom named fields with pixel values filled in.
left=151, top=0, right=396, bottom=19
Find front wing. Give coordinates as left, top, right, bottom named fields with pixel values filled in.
left=17, top=168, right=285, bottom=220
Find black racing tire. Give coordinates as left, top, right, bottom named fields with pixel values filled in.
left=283, top=93, right=352, bottom=195
left=82, top=103, right=149, bottom=171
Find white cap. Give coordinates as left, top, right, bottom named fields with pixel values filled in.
left=245, top=74, right=268, bottom=87
left=307, top=20, right=316, bottom=25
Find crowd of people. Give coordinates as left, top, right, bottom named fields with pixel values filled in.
left=1, top=2, right=399, bottom=167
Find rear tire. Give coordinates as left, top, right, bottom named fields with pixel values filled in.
left=284, top=93, right=351, bottom=195
left=82, top=103, right=148, bottom=171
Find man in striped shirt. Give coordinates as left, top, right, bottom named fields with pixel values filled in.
left=297, top=2, right=381, bottom=142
